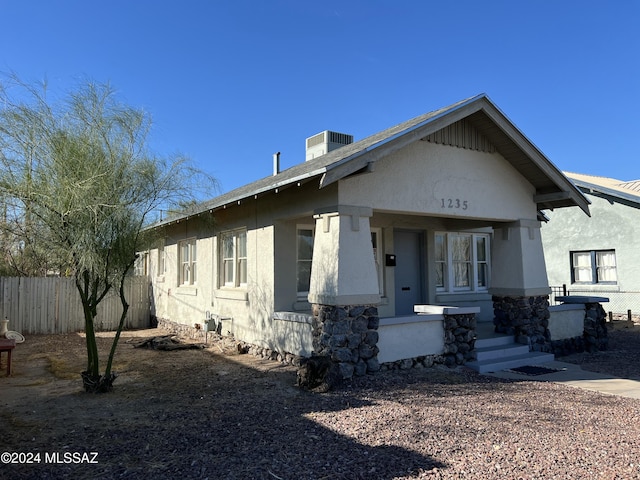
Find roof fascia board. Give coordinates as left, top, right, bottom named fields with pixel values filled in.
left=574, top=181, right=640, bottom=210
left=152, top=167, right=327, bottom=229
left=479, top=101, right=591, bottom=216
left=319, top=96, right=486, bottom=188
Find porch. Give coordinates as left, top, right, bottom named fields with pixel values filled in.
left=272, top=295, right=610, bottom=375
left=274, top=305, right=543, bottom=372
left=467, top=321, right=554, bottom=373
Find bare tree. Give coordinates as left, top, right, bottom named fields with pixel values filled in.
left=0, top=74, right=214, bottom=392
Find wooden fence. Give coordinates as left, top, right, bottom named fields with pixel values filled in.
left=0, top=276, right=151, bottom=334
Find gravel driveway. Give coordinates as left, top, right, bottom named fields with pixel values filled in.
left=1, top=324, right=639, bottom=479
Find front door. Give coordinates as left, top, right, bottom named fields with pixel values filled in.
left=394, top=230, right=423, bottom=315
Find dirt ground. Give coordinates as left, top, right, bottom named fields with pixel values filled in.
left=1, top=323, right=640, bottom=479
left=1, top=328, right=306, bottom=479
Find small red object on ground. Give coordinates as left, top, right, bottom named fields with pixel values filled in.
left=0, top=338, right=16, bottom=376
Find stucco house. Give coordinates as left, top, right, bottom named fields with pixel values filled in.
left=143, top=94, right=591, bottom=378
left=542, top=172, right=640, bottom=316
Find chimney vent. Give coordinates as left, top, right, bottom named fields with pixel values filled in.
left=273, top=152, right=280, bottom=176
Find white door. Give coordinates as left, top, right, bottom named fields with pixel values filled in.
left=394, top=231, right=423, bottom=315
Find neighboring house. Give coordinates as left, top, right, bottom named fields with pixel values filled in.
left=542, top=172, right=640, bottom=315
left=143, top=94, right=589, bottom=377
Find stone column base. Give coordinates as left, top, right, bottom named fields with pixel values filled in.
left=493, top=295, right=552, bottom=352
left=311, top=304, right=380, bottom=380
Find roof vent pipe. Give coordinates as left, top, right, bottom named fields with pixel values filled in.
left=273, top=152, right=280, bottom=176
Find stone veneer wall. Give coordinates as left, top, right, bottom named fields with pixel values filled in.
left=311, top=304, right=381, bottom=380
left=493, top=295, right=552, bottom=352
left=443, top=313, right=477, bottom=366
left=380, top=354, right=444, bottom=371
left=550, top=302, right=608, bottom=355
left=157, top=317, right=304, bottom=366
left=583, top=302, right=609, bottom=351
left=160, top=309, right=481, bottom=375
left=380, top=312, right=477, bottom=370
left=158, top=317, right=208, bottom=341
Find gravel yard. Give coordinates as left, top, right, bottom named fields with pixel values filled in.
left=1, top=324, right=640, bottom=479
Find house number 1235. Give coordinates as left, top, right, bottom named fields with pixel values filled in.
left=441, top=198, right=469, bottom=210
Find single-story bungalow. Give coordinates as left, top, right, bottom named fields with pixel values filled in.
left=543, top=172, right=640, bottom=315
left=142, top=94, right=592, bottom=378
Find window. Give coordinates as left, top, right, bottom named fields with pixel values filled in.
left=178, top=238, right=197, bottom=286
left=296, top=227, right=314, bottom=295
left=134, top=252, right=148, bottom=276
left=296, top=226, right=384, bottom=297
left=371, top=229, right=384, bottom=295
left=221, top=230, right=247, bottom=288
left=476, top=236, right=489, bottom=288
left=157, top=240, right=166, bottom=277
left=571, top=250, right=617, bottom=284
left=436, top=232, right=490, bottom=293
left=435, top=234, right=446, bottom=289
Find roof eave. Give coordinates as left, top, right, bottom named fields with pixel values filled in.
left=477, top=98, right=591, bottom=217
left=150, top=167, right=328, bottom=228
left=573, top=180, right=640, bottom=210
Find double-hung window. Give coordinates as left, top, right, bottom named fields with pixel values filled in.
left=221, top=230, right=247, bottom=288
left=296, top=227, right=314, bottom=295
left=178, top=238, right=197, bottom=286
left=157, top=239, right=166, bottom=277
left=134, top=252, right=148, bottom=276
left=435, top=232, right=490, bottom=293
left=571, top=250, right=617, bottom=284
left=371, top=229, right=383, bottom=295
left=296, top=226, right=384, bottom=297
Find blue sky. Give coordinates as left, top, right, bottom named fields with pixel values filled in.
left=1, top=1, right=638, bottom=195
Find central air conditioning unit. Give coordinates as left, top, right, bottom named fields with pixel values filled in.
left=305, top=130, right=353, bottom=161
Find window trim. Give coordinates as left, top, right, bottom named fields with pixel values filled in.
left=435, top=231, right=491, bottom=294
left=295, top=225, right=385, bottom=298
left=178, top=238, right=197, bottom=286
left=157, top=239, right=166, bottom=279
left=371, top=228, right=384, bottom=296
left=134, top=251, right=149, bottom=276
left=296, top=225, right=315, bottom=297
left=571, top=249, right=617, bottom=285
left=219, top=229, right=248, bottom=289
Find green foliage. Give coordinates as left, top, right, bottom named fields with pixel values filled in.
left=0, top=74, right=214, bottom=391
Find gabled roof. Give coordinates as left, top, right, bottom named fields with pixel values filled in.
left=158, top=94, right=590, bottom=226
left=565, top=172, right=640, bottom=209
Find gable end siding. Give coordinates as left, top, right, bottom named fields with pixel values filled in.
left=424, top=119, right=497, bottom=153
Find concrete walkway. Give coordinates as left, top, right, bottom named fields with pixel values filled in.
left=485, top=360, right=640, bottom=400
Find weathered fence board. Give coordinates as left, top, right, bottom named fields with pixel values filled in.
left=0, top=277, right=151, bottom=334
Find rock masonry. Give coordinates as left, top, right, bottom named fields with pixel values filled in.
left=493, top=295, right=552, bottom=352
left=550, top=301, right=608, bottom=355
left=310, top=304, right=381, bottom=381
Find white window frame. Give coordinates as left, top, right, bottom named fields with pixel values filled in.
left=134, top=251, right=149, bottom=276
left=220, top=229, right=247, bottom=288
left=296, top=225, right=315, bottom=297
left=157, top=239, right=166, bottom=278
left=371, top=228, right=384, bottom=296
left=178, top=238, right=197, bottom=286
left=435, top=232, right=491, bottom=293
left=296, top=225, right=384, bottom=298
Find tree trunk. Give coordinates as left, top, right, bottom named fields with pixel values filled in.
left=104, top=269, right=133, bottom=380
left=76, top=273, right=115, bottom=393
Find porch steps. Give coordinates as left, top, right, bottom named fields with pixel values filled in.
left=467, top=330, right=554, bottom=374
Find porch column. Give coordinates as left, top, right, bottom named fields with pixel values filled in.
left=490, top=219, right=552, bottom=351
left=308, top=206, right=381, bottom=380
